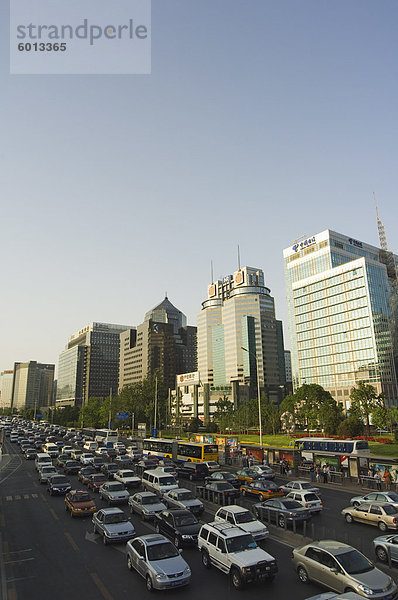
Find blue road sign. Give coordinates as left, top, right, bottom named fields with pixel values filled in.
left=36, top=414, right=43, bottom=419
left=151, top=428, right=158, bottom=438
left=116, top=412, right=130, bottom=420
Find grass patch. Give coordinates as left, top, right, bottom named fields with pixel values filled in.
left=369, top=441, right=398, bottom=458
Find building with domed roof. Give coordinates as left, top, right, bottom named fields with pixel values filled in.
left=119, top=297, right=197, bottom=391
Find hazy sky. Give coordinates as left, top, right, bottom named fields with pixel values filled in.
left=1, top=0, right=397, bottom=374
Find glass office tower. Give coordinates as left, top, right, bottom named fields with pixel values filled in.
left=283, top=230, right=398, bottom=407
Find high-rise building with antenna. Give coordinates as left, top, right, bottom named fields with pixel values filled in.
left=197, top=266, right=286, bottom=404
left=283, top=229, right=398, bottom=407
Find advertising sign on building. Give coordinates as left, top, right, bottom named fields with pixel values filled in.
left=137, top=423, right=147, bottom=437
left=177, top=371, right=200, bottom=386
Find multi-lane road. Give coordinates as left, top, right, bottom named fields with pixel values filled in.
left=0, top=440, right=396, bottom=600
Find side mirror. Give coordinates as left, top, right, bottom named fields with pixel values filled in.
left=179, top=549, right=183, bottom=554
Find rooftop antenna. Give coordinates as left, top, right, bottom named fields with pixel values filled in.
left=211, top=260, right=214, bottom=283
left=237, top=245, right=241, bottom=270
left=374, top=192, right=388, bottom=251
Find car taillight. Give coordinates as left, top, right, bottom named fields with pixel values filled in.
left=320, top=501, right=323, bottom=505
left=393, top=517, right=397, bottom=523
left=305, top=503, right=308, bottom=508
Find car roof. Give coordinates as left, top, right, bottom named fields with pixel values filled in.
left=100, top=507, right=124, bottom=514
left=137, top=491, right=159, bottom=498
left=305, top=540, right=357, bottom=555
left=218, top=505, right=249, bottom=513
left=139, top=534, right=169, bottom=546
left=166, top=509, right=192, bottom=516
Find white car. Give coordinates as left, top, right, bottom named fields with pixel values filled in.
left=203, top=461, right=220, bottom=473
left=281, top=480, right=320, bottom=495
left=214, top=505, right=269, bottom=540
left=113, top=469, right=141, bottom=488
left=286, top=490, right=323, bottom=513
left=80, top=453, right=95, bottom=465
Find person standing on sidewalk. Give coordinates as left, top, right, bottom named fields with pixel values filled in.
left=322, top=464, right=328, bottom=484
left=310, top=463, right=315, bottom=482
left=383, top=469, right=391, bottom=491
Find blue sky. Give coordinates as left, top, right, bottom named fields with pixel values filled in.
left=1, top=0, right=397, bottom=372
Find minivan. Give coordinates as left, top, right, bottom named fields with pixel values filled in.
left=35, top=453, right=52, bottom=471
left=42, top=443, right=59, bottom=458
left=142, top=468, right=179, bottom=496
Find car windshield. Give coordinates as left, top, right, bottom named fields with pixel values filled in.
left=383, top=505, right=398, bottom=515
left=147, top=542, right=179, bottom=561
left=174, top=514, right=198, bottom=526
left=178, top=492, right=194, bottom=500
left=305, top=493, right=319, bottom=501
left=94, top=476, right=106, bottom=481
left=387, top=493, right=398, bottom=502
left=235, top=512, right=255, bottom=524
left=74, top=494, right=90, bottom=502
left=337, top=550, right=373, bottom=574
left=301, top=483, right=315, bottom=490
left=142, top=496, right=160, bottom=505
left=104, top=513, right=128, bottom=524
left=223, top=474, right=235, bottom=480
left=159, top=477, right=176, bottom=486
left=226, top=534, right=257, bottom=553
left=281, top=501, right=302, bottom=509
left=109, top=484, right=124, bottom=491
left=51, top=476, right=67, bottom=484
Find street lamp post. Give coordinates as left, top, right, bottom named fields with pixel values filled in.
left=241, top=346, right=263, bottom=450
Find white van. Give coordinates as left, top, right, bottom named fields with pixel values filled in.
left=142, top=468, right=179, bottom=496
left=83, top=441, right=98, bottom=451
left=35, top=453, right=52, bottom=471
left=42, top=443, right=59, bottom=458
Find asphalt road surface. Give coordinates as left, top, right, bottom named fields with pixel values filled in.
left=0, top=440, right=396, bottom=600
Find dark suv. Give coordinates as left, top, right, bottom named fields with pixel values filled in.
left=177, top=462, right=209, bottom=481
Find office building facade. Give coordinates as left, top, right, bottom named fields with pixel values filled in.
left=11, top=361, right=55, bottom=410
left=283, top=229, right=398, bottom=407
left=56, top=322, right=132, bottom=407
left=0, top=370, right=14, bottom=409
left=197, top=266, right=284, bottom=404
left=119, top=297, right=197, bottom=391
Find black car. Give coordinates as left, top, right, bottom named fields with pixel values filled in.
left=64, top=460, right=82, bottom=475
left=176, top=462, right=209, bottom=481
left=154, top=509, right=200, bottom=548
left=91, top=457, right=105, bottom=470
left=101, top=463, right=120, bottom=479
left=105, top=449, right=118, bottom=461
left=24, top=448, right=37, bottom=460
left=202, top=481, right=240, bottom=500
left=114, top=455, right=132, bottom=466
left=253, top=498, right=312, bottom=528
left=205, top=471, right=240, bottom=488
left=47, top=474, right=72, bottom=496
left=135, top=459, right=159, bottom=478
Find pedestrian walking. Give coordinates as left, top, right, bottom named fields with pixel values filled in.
left=322, top=464, right=328, bottom=484
left=316, top=465, right=321, bottom=482
left=310, top=463, right=315, bottom=482
left=383, top=469, right=391, bottom=491
left=374, top=471, right=382, bottom=491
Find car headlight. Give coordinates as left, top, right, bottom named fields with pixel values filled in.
left=155, top=573, right=168, bottom=581
left=357, top=584, right=376, bottom=595
left=183, top=567, right=191, bottom=576
left=181, top=535, right=191, bottom=540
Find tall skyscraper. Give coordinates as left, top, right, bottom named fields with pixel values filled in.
left=11, top=361, right=55, bottom=410
left=197, top=266, right=283, bottom=403
left=119, top=297, right=197, bottom=391
left=0, top=370, right=14, bottom=408
left=283, top=229, right=398, bottom=407
left=56, top=322, right=132, bottom=407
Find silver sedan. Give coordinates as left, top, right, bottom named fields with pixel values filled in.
left=99, top=482, right=130, bottom=505
left=126, top=534, right=191, bottom=591
left=129, top=491, right=167, bottom=520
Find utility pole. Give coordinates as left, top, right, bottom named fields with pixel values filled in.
left=108, top=388, right=112, bottom=430
left=131, top=412, right=135, bottom=438
left=154, top=375, right=158, bottom=433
